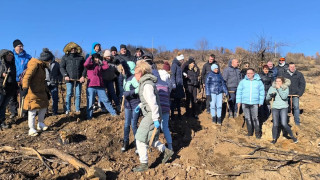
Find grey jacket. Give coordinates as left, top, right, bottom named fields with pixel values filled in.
left=222, top=60, right=241, bottom=88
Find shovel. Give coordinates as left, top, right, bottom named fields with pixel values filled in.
left=148, top=127, right=158, bottom=152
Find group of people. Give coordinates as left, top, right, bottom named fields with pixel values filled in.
left=0, top=39, right=306, bottom=172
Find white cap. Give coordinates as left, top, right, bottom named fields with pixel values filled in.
left=176, top=54, right=184, bottom=61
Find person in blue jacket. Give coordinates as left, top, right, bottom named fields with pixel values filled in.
left=205, top=64, right=228, bottom=124
left=11, top=39, right=32, bottom=118
left=236, top=68, right=265, bottom=139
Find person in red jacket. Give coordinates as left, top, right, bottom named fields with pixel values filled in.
left=84, top=53, right=117, bottom=120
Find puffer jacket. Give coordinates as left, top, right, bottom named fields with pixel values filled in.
left=60, top=53, right=86, bottom=80
left=236, top=74, right=265, bottom=105
left=0, top=49, right=18, bottom=95
left=183, top=65, right=200, bottom=87
left=13, top=49, right=32, bottom=82
left=283, top=69, right=306, bottom=97
left=22, top=58, right=49, bottom=110
left=205, top=71, right=228, bottom=96
left=222, top=60, right=241, bottom=88
left=266, top=79, right=291, bottom=109
left=170, top=58, right=185, bottom=99
left=84, top=56, right=109, bottom=87
left=268, top=66, right=278, bottom=81
left=123, top=75, right=140, bottom=110
left=259, top=72, right=273, bottom=93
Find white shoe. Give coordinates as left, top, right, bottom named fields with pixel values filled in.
left=28, top=129, right=39, bottom=136
left=66, top=111, right=70, bottom=115
left=37, top=122, right=48, bottom=131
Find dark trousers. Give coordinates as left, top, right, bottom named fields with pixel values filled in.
left=272, top=108, right=294, bottom=140
left=170, top=98, right=181, bottom=116
left=228, top=87, right=238, bottom=116
left=185, top=85, right=197, bottom=114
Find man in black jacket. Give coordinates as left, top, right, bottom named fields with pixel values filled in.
left=201, top=54, right=218, bottom=113
left=60, top=42, right=86, bottom=114
left=283, top=62, right=306, bottom=126
left=276, top=57, right=289, bottom=77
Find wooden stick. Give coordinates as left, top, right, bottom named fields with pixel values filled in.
left=2, top=68, right=10, bottom=87
left=18, top=97, right=25, bottom=118
left=27, top=147, right=54, bottom=174
left=120, top=95, right=125, bottom=112
left=225, top=97, right=229, bottom=118
left=149, top=127, right=158, bottom=148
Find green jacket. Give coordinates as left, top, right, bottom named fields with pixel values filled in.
left=266, top=79, right=291, bottom=109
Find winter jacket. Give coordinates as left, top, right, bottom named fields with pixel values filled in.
left=123, top=75, right=140, bottom=110
left=276, top=63, right=289, bottom=77
left=259, top=72, right=273, bottom=93
left=170, top=58, right=185, bottom=99
left=0, top=49, right=17, bottom=95
left=222, top=60, right=241, bottom=89
left=201, top=61, right=218, bottom=84
left=22, top=58, right=49, bottom=110
left=268, top=66, right=278, bottom=81
left=101, top=60, right=118, bottom=82
left=158, top=69, right=172, bottom=92
left=84, top=56, right=109, bottom=87
left=153, top=69, right=170, bottom=113
left=236, top=74, right=265, bottom=105
left=183, top=64, right=200, bottom=88
left=60, top=53, right=86, bottom=80
left=266, top=79, right=291, bottom=109
left=45, top=59, right=62, bottom=87
left=205, top=71, right=228, bottom=96
left=85, top=42, right=102, bottom=60
left=114, top=54, right=133, bottom=79
left=135, top=74, right=162, bottom=144
left=13, top=50, right=32, bottom=82
left=283, top=70, right=306, bottom=97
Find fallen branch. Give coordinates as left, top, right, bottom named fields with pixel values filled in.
left=28, top=147, right=54, bottom=175
left=206, top=169, right=251, bottom=176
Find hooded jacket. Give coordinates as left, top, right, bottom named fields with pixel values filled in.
left=205, top=71, right=228, bottom=96
left=283, top=69, right=306, bottom=97
left=222, top=60, right=241, bottom=89
left=170, top=58, right=185, bottom=98
left=236, top=74, right=265, bottom=105
left=266, top=79, right=291, bottom=109
left=84, top=56, right=109, bottom=87
left=13, top=49, right=32, bottom=82
left=60, top=53, right=86, bottom=80
left=0, top=49, right=17, bottom=95
left=85, top=42, right=102, bottom=60
left=183, top=62, right=200, bottom=87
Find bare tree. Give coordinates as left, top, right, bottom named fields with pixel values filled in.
left=195, top=38, right=209, bottom=61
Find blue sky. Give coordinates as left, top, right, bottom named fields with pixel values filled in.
left=0, top=0, right=319, bottom=57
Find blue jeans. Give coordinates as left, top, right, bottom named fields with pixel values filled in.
left=161, top=112, right=172, bottom=144
left=272, top=108, right=294, bottom=139
left=87, top=87, right=116, bottom=119
left=104, top=80, right=119, bottom=106
left=210, top=93, right=223, bottom=118
left=0, top=94, right=10, bottom=121
left=49, top=85, right=58, bottom=114
left=124, top=108, right=139, bottom=142
left=66, top=81, right=82, bottom=112
left=289, top=96, right=300, bottom=125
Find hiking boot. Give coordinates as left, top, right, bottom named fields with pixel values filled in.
left=271, top=139, right=277, bottom=144
left=217, top=117, right=222, bottom=125
left=133, top=163, right=148, bottom=172
left=292, top=137, right=298, bottom=143
left=212, top=116, right=217, bottom=123
left=121, top=141, right=129, bottom=152
left=162, top=148, right=174, bottom=164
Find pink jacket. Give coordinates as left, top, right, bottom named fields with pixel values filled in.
left=84, top=56, right=109, bottom=87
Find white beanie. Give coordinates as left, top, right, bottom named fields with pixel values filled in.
left=103, top=50, right=111, bottom=57
left=176, top=54, right=184, bottom=61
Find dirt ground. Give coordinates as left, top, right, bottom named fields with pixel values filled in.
left=0, top=67, right=320, bottom=180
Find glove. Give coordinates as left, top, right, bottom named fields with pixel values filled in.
left=206, top=95, right=211, bottom=102
left=21, top=88, right=28, bottom=97
left=134, top=105, right=140, bottom=114
left=183, top=72, right=187, bottom=77
left=270, top=92, right=276, bottom=98
left=154, top=120, right=160, bottom=129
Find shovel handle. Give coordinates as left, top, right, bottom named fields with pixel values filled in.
left=149, top=127, right=158, bottom=147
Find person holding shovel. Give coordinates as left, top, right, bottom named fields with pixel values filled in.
left=22, top=48, right=52, bottom=136
left=0, top=49, right=18, bottom=129
left=266, top=77, right=298, bottom=144
left=205, top=64, right=228, bottom=125
left=60, top=42, right=86, bottom=115
left=133, top=61, right=173, bottom=172
left=236, top=68, right=265, bottom=139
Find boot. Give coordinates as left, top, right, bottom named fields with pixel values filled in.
left=245, top=119, right=253, bottom=136
left=162, top=148, right=174, bottom=164
left=121, top=141, right=129, bottom=152
left=217, top=117, right=222, bottom=125
left=271, top=139, right=277, bottom=144
left=292, top=137, right=298, bottom=143
left=167, top=143, right=173, bottom=150
left=133, top=163, right=148, bottom=172
left=212, top=116, right=217, bottom=124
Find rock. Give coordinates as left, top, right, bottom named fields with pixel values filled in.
left=86, top=167, right=106, bottom=180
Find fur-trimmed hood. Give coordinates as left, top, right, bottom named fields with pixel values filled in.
left=63, top=42, right=83, bottom=54
left=272, top=78, right=291, bottom=90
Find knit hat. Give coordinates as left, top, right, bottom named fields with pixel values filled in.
left=211, top=64, right=219, bottom=71
left=103, top=50, right=111, bottom=57
left=120, top=44, right=127, bottom=49
left=279, top=57, right=285, bottom=61
left=13, top=39, right=23, bottom=48
left=110, top=46, right=117, bottom=52
left=39, top=48, right=54, bottom=61
left=176, top=54, right=184, bottom=61
left=188, top=57, right=195, bottom=64
left=127, top=61, right=136, bottom=75
left=163, top=61, right=170, bottom=71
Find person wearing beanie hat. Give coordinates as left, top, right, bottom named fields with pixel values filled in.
left=103, top=50, right=111, bottom=57
left=21, top=54, right=51, bottom=136
left=201, top=54, right=218, bottom=113
left=205, top=64, right=228, bottom=124
left=183, top=57, right=200, bottom=118
left=170, top=54, right=185, bottom=119
left=276, top=57, right=289, bottom=77
left=60, top=42, right=86, bottom=114
left=11, top=39, right=32, bottom=119
left=176, top=54, right=184, bottom=61
left=110, top=46, right=118, bottom=56
left=162, top=61, right=170, bottom=72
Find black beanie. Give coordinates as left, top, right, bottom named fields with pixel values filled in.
left=110, top=46, right=117, bottom=52
left=39, top=48, right=54, bottom=61
left=120, top=44, right=127, bottom=49
left=188, top=57, right=195, bottom=64
left=13, top=39, right=23, bottom=48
